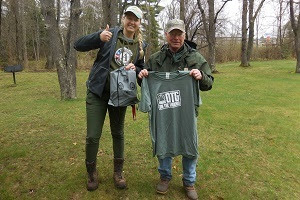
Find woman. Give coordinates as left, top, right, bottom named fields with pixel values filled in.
left=74, top=6, right=146, bottom=191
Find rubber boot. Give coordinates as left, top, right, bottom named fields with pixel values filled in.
left=113, top=158, right=127, bottom=189
left=86, top=160, right=99, bottom=191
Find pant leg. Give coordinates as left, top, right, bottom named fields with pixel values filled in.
left=158, top=157, right=172, bottom=180
left=108, top=105, right=127, bottom=159
left=85, top=91, right=108, bottom=162
left=182, top=156, right=197, bottom=186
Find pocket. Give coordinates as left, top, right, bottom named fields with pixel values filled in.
left=86, top=90, right=97, bottom=105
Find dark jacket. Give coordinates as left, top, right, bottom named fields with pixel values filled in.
left=74, top=26, right=147, bottom=97
left=143, top=42, right=214, bottom=91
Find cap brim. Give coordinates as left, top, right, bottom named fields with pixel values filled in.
left=125, top=11, right=142, bottom=19
left=166, top=27, right=185, bottom=33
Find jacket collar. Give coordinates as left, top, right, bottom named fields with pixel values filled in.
left=156, top=42, right=193, bottom=66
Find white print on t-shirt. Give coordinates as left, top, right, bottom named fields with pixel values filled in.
left=115, top=47, right=133, bottom=66
left=156, top=90, right=181, bottom=110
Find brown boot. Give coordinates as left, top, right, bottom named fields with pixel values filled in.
left=184, top=185, right=198, bottom=200
left=86, top=160, right=99, bottom=191
left=113, top=158, right=127, bottom=189
left=156, top=179, right=170, bottom=194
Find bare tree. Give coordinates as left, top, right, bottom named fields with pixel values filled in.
left=255, top=12, right=260, bottom=47
left=34, top=2, right=40, bottom=61
left=180, top=0, right=185, bottom=21
left=197, top=0, right=231, bottom=73
left=240, top=0, right=265, bottom=67
left=119, top=0, right=127, bottom=24
left=41, top=0, right=81, bottom=99
left=8, top=0, right=28, bottom=68
left=240, top=0, right=248, bottom=66
left=289, top=0, right=300, bottom=73
left=102, top=0, right=118, bottom=28
left=20, top=0, right=28, bottom=68
left=246, top=0, right=265, bottom=63
left=180, top=0, right=201, bottom=41
left=277, top=0, right=284, bottom=49
left=11, top=0, right=22, bottom=64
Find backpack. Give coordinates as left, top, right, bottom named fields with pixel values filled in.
left=108, top=67, right=139, bottom=107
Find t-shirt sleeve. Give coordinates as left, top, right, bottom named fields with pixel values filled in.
left=139, top=77, right=151, bottom=112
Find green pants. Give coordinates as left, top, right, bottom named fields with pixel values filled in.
left=85, top=90, right=127, bottom=162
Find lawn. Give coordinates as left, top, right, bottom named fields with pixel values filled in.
left=0, top=60, right=299, bottom=199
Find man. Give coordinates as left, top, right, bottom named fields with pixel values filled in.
left=138, top=19, right=214, bottom=200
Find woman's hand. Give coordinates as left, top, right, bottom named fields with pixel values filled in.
left=190, top=69, right=202, bottom=80
left=138, top=69, right=148, bottom=79
left=100, top=24, right=112, bottom=42
left=124, top=63, right=136, bottom=71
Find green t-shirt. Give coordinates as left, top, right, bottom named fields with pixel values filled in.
left=139, top=71, right=201, bottom=159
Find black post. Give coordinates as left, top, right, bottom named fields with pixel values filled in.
left=13, top=72, right=16, bottom=84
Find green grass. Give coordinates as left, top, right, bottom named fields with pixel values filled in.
left=0, top=60, right=299, bottom=199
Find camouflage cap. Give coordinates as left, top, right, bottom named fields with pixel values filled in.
left=165, top=19, right=185, bottom=33
left=124, top=6, right=143, bottom=19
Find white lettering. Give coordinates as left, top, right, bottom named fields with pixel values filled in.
left=156, top=90, right=181, bottom=110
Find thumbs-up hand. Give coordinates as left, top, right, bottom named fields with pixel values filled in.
left=105, top=24, right=109, bottom=31
left=100, top=24, right=112, bottom=42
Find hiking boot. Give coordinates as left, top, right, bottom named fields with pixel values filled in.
left=184, top=185, right=198, bottom=200
left=86, top=160, right=99, bottom=191
left=156, top=179, right=170, bottom=194
left=113, top=158, right=127, bottom=189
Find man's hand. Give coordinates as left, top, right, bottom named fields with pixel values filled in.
left=138, top=69, right=149, bottom=79
left=100, top=24, right=112, bottom=42
left=190, top=69, right=202, bottom=80
left=124, top=63, right=136, bottom=71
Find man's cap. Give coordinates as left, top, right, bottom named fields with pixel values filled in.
left=124, top=6, right=143, bottom=19
left=165, top=19, right=185, bottom=33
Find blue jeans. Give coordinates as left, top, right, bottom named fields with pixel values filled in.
left=158, top=156, right=197, bottom=186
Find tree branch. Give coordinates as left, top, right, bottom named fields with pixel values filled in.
left=197, top=0, right=209, bottom=37
left=214, top=0, right=232, bottom=23
left=253, top=0, right=266, bottom=20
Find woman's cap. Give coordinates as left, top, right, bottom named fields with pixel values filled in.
left=124, top=6, right=143, bottom=19
left=165, top=19, right=185, bottom=33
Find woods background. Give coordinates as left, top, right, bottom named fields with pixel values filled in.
left=0, top=0, right=299, bottom=99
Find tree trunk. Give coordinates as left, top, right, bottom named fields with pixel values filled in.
left=208, top=0, right=217, bottom=73
left=145, top=1, right=152, bottom=57
left=197, top=0, right=230, bottom=72
left=246, top=0, right=254, bottom=63
left=102, top=0, right=118, bottom=28
left=0, top=0, right=2, bottom=40
left=41, top=0, right=81, bottom=99
left=289, top=0, right=300, bottom=73
left=20, top=0, right=28, bottom=68
left=180, top=0, right=185, bottom=21
left=7, top=17, right=14, bottom=63
left=119, top=0, right=127, bottom=25
left=240, top=0, right=249, bottom=67
left=255, top=15, right=259, bottom=47
left=12, top=0, right=22, bottom=64
left=246, top=0, right=265, bottom=64
left=65, top=0, right=81, bottom=91
left=277, top=0, right=284, bottom=58
left=197, top=0, right=218, bottom=72
left=56, top=0, right=61, bottom=24
left=35, top=7, right=40, bottom=61
left=295, top=36, right=300, bottom=73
